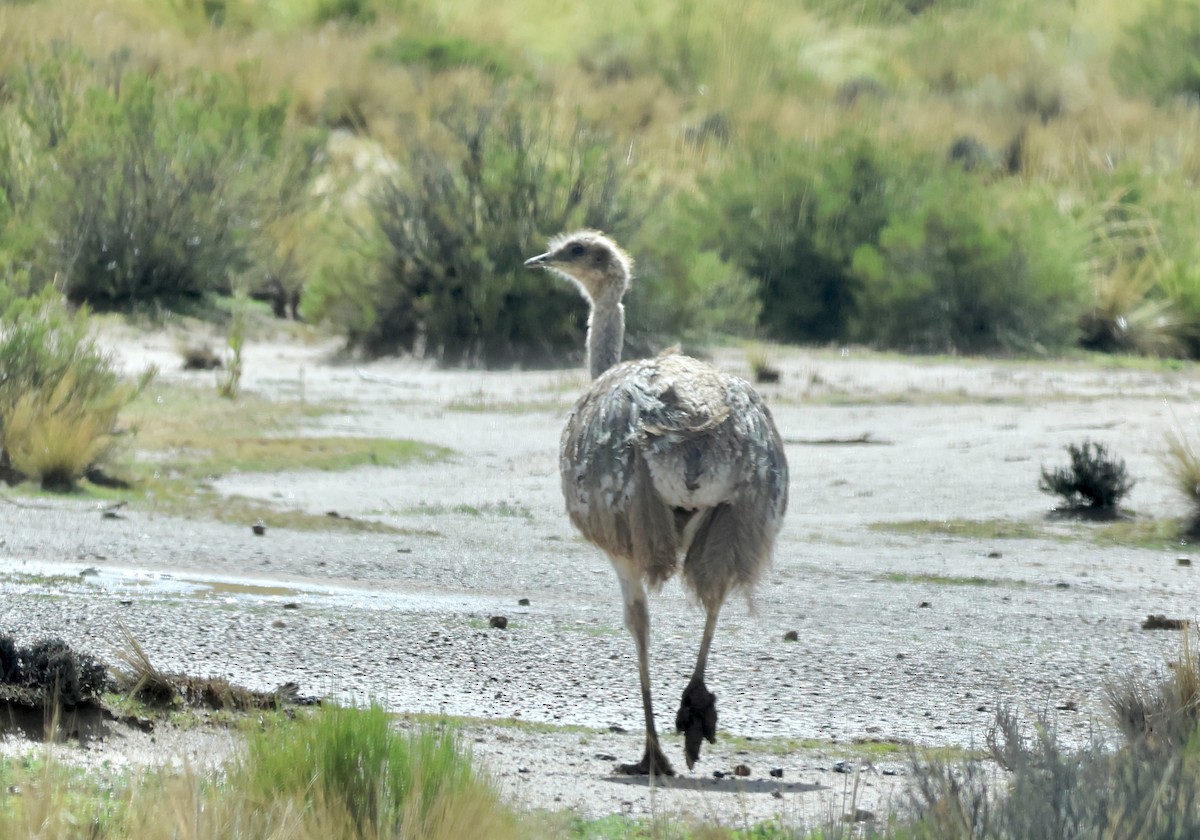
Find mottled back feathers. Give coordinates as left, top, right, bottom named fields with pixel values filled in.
left=560, top=353, right=788, bottom=601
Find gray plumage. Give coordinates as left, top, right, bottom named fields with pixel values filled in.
left=525, top=231, right=788, bottom=776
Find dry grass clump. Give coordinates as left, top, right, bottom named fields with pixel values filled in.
left=1163, top=427, right=1200, bottom=533
left=1, top=371, right=139, bottom=492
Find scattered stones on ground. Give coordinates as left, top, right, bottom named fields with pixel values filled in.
left=783, top=630, right=799, bottom=642
left=251, top=522, right=266, bottom=536
left=489, top=615, right=508, bottom=629
left=733, top=763, right=751, bottom=777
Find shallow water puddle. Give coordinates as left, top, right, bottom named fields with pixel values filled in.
left=0, top=557, right=504, bottom=614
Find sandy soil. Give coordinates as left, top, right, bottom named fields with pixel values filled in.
left=3, top=324, right=1200, bottom=828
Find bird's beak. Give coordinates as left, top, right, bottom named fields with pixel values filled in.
left=524, top=252, right=552, bottom=269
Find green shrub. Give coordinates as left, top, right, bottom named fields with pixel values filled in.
left=851, top=180, right=1085, bottom=354
left=373, top=34, right=515, bottom=78
left=698, top=134, right=892, bottom=343
left=238, top=704, right=504, bottom=838
left=809, top=0, right=976, bottom=24
left=1113, top=0, right=1200, bottom=103
left=314, top=0, right=376, bottom=24
left=314, top=101, right=642, bottom=365
left=623, top=193, right=760, bottom=353
left=17, top=63, right=316, bottom=310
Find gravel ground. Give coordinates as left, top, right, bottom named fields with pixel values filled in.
left=3, top=325, right=1200, bottom=827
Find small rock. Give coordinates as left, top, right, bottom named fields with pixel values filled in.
left=283, top=602, right=300, bottom=610
left=833, top=760, right=852, bottom=774
left=844, top=809, right=874, bottom=823
left=771, top=789, right=782, bottom=799
left=882, top=768, right=903, bottom=776
left=1055, top=582, right=1070, bottom=589
left=1178, top=557, right=1192, bottom=567
left=518, top=598, right=531, bottom=606
left=987, top=551, right=1002, bottom=559
left=782, top=630, right=799, bottom=642
left=489, top=615, right=508, bottom=629
left=396, top=548, right=412, bottom=554
left=1057, top=700, right=1078, bottom=711
left=251, top=522, right=266, bottom=536
left=272, top=619, right=287, bottom=628
left=594, top=753, right=617, bottom=762
left=733, top=764, right=751, bottom=777
left=517, top=767, right=529, bottom=774
left=608, top=724, right=627, bottom=734
left=712, top=770, right=726, bottom=779
left=769, top=767, right=784, bottom=778
left=918, top=601, right=931, bottom=608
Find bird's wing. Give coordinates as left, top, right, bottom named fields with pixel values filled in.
left=559, top=359, right=680, bottom=584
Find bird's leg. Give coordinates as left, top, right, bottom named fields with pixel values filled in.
left=676, top=603, right=720, bottom=769
left=616, top=572, right=674, bottom=777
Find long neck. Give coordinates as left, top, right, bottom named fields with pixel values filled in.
left=587, top=296, right=624, bottom=380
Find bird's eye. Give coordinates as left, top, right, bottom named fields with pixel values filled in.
left=569, top=243, right=586, bottom=257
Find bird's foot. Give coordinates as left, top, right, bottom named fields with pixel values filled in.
left=675, top=677, right=717, bottom=769
left=616, top=742, right=675, bottom=777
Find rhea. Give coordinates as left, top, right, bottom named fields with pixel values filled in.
left=525, top=231, right=789, bottom=775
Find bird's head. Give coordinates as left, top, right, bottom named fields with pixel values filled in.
left=524, top=230, right=633, bottom=303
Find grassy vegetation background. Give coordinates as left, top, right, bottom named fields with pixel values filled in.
left=3, top=0, right=1200, bottom=364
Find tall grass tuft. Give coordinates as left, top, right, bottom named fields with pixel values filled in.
left=0, top=281, right=152, bottom=491
left=1163, top=427, right=1200, bottom=533
left=1, top=704, right=524, bottom=840
left=236, top=703, right=515, bottom=840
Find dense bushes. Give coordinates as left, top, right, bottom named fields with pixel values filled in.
left=696, top=134, right=1085, bottom=354
left=0, top=47, right=316, bottom=310
left=306, top=103, right=643, bottom=366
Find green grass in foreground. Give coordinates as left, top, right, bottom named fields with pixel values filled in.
left=0, top=704, right=523, bottom=840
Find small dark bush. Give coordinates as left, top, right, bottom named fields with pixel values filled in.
left=1039, top=440, right=1134, bottom=511
left=0, top=634, right=110, bottom=707
left=314, top=101, right=642, bottom=365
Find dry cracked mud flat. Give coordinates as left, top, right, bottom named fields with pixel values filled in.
left=3, top=325, right=1200, bottom=827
